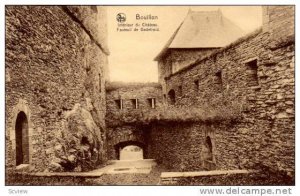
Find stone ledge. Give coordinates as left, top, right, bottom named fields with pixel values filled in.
left=108, top=159, right=156, bottom=164
left=18, top=171, right=104, bottom=178
left=16, top=164, right=30, bottom=172
left=161, top=169, right=257, bottom=178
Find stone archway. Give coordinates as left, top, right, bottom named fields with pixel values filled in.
left=15, top=111, right=29, bottom=166
left=107, top=125, right=148, bottom=160
left=119, top=145, right=143, bottom=160
left=114, top=141, right=146, bottom=160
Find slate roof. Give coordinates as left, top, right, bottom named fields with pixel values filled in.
left=154, top=10, right=244, bottom=61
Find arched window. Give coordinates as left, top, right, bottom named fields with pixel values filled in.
left=15, top=111, right=29, bottom=166
left=168, top=89, right=176, bottom=105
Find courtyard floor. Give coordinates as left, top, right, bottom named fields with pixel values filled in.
left=6, top=160, right=294, bottom=186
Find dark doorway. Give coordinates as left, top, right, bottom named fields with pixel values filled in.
left=203, top=136, right=213, bottom=161
left=202, top=136, right=216, bottom=170
left=168, top=89, right=176, bottom=105
left=15, top=112, right=29, bottom=166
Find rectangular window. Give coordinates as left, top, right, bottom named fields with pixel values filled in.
left=147, top=98, right=156, bottom=109
left=130, top=99, right=138, bottom=109
left=178, top=85, right=183, bottom=96
left=245, top=59, right=259, bottom=86
left=215, top=71, right=222, bottom=85
left=171, top=63, right=175, bottom=74
left=194, top=80, right=199, bottom=91
left=115, top=99, right=123, bottom=109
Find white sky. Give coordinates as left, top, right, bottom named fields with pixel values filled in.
left=107, top=6, right=262, bottom=82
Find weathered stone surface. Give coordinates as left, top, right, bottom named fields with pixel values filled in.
left=153, top=6, right=294, bottom=174
left=106, top=83, right=163, bottom=160
left=48, top=162, right=63, bottom=172
left=106, top=82, right=163, bottom=126
left=5, top=5, right=294, bottom=180
left=49, top=104, right=105, bottom=171
left=5, top=6, right=108, bottom=172
left=149, top=122, right=207, bottom=171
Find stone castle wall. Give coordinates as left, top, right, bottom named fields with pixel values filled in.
left=5, top=6, right=108, bottom=172
left=158, top=49, right=217, bottom=93
left=106, top=83, right=162, bottom=160
left=152, top=6, right=294, bottom=173
left=263, top=6, right=294, bottom=47
left=5, top=5, right=295, bottom=177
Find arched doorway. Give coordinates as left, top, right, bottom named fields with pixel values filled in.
left=203, top=136, right=213, bottom=161
left=168, top=89, right=176, bottom=105
left=15, top=111, right=29, bottom=166
left=202, top=136, right=216, bottom=170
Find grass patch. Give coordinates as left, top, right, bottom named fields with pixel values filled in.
left=106, top=81, right=161, bottom=92
left=107, top=102, right=242, bottom=127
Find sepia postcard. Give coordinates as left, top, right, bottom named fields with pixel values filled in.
left=3, top=3, right=296, bottom=195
